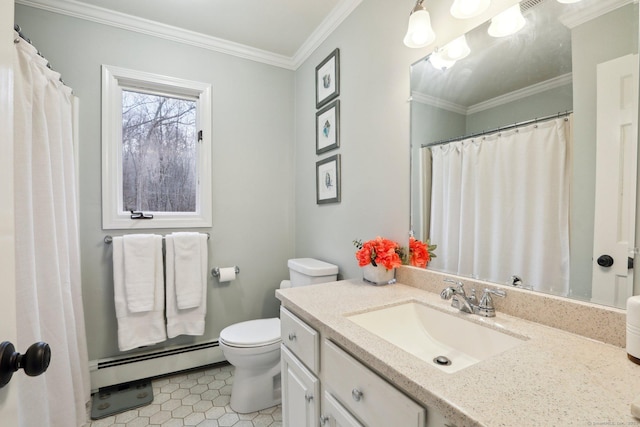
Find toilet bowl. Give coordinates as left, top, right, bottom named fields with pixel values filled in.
left=219, top=318, right=282, bottom=414
left=219, top=258, right=338, bottom=413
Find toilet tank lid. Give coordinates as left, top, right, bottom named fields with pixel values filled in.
left=288, top=258, right=338, bottom=276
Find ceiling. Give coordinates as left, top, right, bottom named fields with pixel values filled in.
left=410, top=0, right=629, bottom=112
left=15, top=0, right=362, bottom=69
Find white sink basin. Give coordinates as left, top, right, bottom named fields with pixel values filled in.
left=346, top=301, right=526, bottom=373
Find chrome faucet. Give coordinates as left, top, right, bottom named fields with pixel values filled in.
left=440, top=278, right=506, bottom=317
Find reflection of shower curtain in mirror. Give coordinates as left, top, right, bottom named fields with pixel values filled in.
left=428, top=117, right=571, bottom=295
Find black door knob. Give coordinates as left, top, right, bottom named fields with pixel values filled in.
left=597, top=255, right=614, bottom=268
left=0, top=341, right=51, bottom=388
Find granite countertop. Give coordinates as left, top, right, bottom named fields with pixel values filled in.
left=276, top=279, right=640, bottom=427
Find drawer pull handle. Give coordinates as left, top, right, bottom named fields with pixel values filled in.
left=351, top=388, right=363, bottom=402
left=288, top=332, right=296, bottom=341
left=320, top=415, right=329, bottom=425
left=305, top=393, right=313, bottom=402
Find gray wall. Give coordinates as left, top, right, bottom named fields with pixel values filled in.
left=293, top=0, right=421, bottom=279
left=15, top=5, right=296, bottom=360
left=291, top=0, right=516, bottom=280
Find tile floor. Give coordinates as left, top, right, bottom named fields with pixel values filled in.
left=88, top=364, right=282, bottom=427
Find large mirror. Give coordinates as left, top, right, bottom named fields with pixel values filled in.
left=410, top=0, right=639, bottom=308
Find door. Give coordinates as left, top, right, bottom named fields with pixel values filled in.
left=281, top=345, right=319, bottom=427
left=0, top=1, right=19, bottom=425
left=592, top=54, right=639, bottom=307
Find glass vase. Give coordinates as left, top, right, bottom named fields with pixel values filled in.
left=362, top=264, right=396, bottom=286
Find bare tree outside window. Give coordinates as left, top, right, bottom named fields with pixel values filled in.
left=122, top=90, right=197, bottom=212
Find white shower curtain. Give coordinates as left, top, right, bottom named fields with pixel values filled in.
left=429, top=117, right=571, bottom=295
left=13, top=33, right=90, bottom=426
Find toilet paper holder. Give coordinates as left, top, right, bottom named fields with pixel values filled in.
left=211, top=266, right=240, bottom=278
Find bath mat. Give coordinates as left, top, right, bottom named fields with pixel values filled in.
left=90, top=379, right=153, bottom=420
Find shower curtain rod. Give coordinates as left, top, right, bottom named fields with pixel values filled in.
left=13, top=24, right=65, bottom=84
left=421, top=110, right=572, bottom=148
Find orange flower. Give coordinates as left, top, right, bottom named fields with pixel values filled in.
left=409, top=237, right=430, bottom=268
left=354, top=236, right=402, bottom=271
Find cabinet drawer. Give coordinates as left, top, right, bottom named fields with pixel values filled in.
left=321, top=391, right=364, bottom=427
left=322, top=339, right=425, bottom=427
left=280, top=307, right=319, bottom=373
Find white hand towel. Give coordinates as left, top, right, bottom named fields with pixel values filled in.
left=123, top=234, right=158, bottom=313
left=172, top=232, right=204, bottom=309
left=112, top=236, right=167, bottom=351
left=165, top=233, right=208, bottom=338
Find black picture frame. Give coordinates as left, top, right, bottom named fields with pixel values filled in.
left=316, top=154, right=341, bottom=204
left=315, top=48, right=340, bottom=109
left=316, top=100, right=340, bottom=155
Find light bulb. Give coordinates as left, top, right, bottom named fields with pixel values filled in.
left=488, top=4, right=526, bottom=38
left=403, top=7, right=436, bottom=48
left=429, top=51, right=456, bottom=71
left=442, top=35, right=471, bottom=61
left=450, top=0, right=491, bottom=19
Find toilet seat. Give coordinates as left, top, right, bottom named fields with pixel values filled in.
left=219, top=317, right=281, bottom=348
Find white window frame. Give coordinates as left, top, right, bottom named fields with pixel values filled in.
left=101, top=65, right=212, bottom=229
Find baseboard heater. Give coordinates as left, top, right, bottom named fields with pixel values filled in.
left=89, top=340, right=226, bottom=392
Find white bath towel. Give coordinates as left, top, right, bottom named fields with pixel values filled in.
left=165, top=233, right=208, bottom=338
left=172, top=232, right=205, bottom=309
left=122, top=234, right=159, bottom=312
left=112, top=235, right=167, bottom=351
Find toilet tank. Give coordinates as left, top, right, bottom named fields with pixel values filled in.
left=288, top=258, right=338, bottom=287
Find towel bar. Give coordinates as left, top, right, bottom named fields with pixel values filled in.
left=104, top=233, right=210, bottom=244
left=211, top=266, right=240, bottom=277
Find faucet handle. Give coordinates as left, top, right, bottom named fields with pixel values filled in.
left=477, top=288, right=506, bottom=317
left=443, top=278, right=463, bottom=288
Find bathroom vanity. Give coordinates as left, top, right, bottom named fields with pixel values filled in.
left=276, top=267, right=640, bottom=427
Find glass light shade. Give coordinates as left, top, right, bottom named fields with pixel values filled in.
left=488, top=4, right=526, bottom=37
left=403, top=8, right=436, bottom=48
left=450, top=0, right=491, bottom=19
left=441, top=35, right=471, bottom=61
left=428, top=51, right=456, bottom=71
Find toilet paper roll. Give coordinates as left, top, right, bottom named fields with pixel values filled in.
left=218, top=267, right=237, bottom=282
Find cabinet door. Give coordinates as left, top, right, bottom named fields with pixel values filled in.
left=281, top=345, right=320, bottom=427
left=321, top=391, right=364, bottom=427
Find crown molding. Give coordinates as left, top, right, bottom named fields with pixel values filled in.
left=559, top=0, right=634, bottom=29
left=411, top=92, right=468, bottom=115
left=467, top=72, right=573, bottom=114
left=15, top=0, right=363, bottom=70
left=413, top=72, right=573, bottom=116
left=291, top=0, right=363, bottom=69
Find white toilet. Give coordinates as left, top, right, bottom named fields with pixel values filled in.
left=219, top=258, right=338, bottom=414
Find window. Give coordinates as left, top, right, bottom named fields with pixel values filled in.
left=102, top=65, right=212, bottom=229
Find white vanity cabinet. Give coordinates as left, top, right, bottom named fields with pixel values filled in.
left=281, top=306, right=435, bottom=427
left=280, top=307, right=320, bottom=427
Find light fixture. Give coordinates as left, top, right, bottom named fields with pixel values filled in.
left=428, top=50, right=457, bottom=71
left=488, top=4, right=525, bottom=38
left=403, top=0, right=436, bottom=48
left=440, top=35, right=471, bottom=61
left=557, top=0, right=582, bottom=3
left=450, top=0, right=491, bottom=19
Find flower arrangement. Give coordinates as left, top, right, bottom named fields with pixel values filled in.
left=406, top=236, right=437, bottom=268
left=353, top=236, right=436, bottom=270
